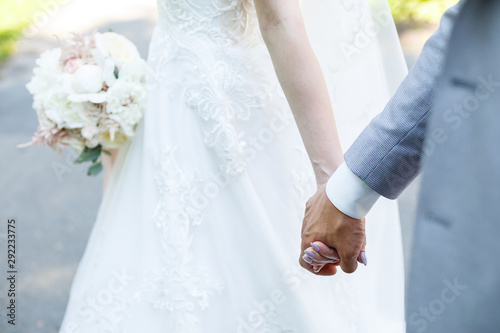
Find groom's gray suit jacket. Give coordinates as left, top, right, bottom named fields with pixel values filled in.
left=345, top=0, right=500, bottom=331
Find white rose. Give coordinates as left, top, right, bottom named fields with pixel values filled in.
left=95, top=32, right=140, bottom=67
left=72, top=65, right=104, bottom=94
left=99, top=130, right=128, bottom=148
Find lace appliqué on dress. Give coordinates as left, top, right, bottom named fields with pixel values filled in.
left=185, top=58, right=274, bottom=175
left=135, top=145, right=223, bottom=332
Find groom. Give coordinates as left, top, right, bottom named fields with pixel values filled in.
left=300, top=0, right=500, bottom=332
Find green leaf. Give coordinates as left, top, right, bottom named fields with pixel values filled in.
left=101, top=148, right=111, bottom=156
left=114, top=66, right=119, bottom=79
left=74, top=145, right=102, bottom=164
left=87, top=162, right=103, bottom=176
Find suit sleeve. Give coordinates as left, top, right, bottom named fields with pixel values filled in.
left=341, top=1, right=464, bottom=200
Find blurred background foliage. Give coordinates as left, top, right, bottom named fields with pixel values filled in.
left=389, top=0, right=459, bottom=25
left=0, top=0, right=459, bottom=63
left=0, top=0, right=42, bottom=62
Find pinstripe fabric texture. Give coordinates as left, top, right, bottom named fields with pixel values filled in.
left=407, top=0, right=500, bottom=331
left=344, top=2, right=464, bottom=199
left=347, top=0, right=500, bottom=331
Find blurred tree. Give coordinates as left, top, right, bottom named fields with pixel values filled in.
left=388, top=0, right=459, bottom=24
left=0, top=0, right=42, bottom=62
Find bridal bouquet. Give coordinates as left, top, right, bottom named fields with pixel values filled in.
left=21, top=31, right=147, bottom=175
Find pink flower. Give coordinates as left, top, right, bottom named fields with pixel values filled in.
left=60, top=33, right=96, bottom=65
left=64, top=58, right=83, bottom=74
left=17, top=118, right=71, bottom=151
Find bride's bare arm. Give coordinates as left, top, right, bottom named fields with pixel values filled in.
left=254, top=0, right=343, bottom=186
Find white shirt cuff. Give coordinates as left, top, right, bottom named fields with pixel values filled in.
left=325, top=162, right=381, bottom=219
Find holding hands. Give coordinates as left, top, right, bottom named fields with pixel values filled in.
left=300, top=184, right=367, bottom=275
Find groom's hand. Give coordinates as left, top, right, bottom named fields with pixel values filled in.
left=300, top=184, right=366, bottom=275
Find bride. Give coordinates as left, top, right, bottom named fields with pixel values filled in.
left=60, top=0, right=407, bottom=331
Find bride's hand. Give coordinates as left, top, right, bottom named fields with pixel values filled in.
left=302, top=241, right=367, bottom=274
left=302, top=241, right=340, bottom=275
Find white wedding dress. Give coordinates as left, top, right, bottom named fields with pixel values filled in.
left=59, top=0, right=408, bottom=332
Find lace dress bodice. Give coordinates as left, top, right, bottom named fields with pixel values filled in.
left=148, top=0, right=281, bottom=175
left=157, top=0, right=259, bottom=46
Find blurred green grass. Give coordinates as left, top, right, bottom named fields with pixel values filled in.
left=389, top=0, right=459, bottom=25
left=0, top=0, right=41, bottom=62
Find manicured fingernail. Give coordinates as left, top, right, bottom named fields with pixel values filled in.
left=360, top=252, right=367, bottom=266
left=302, top=255, right=313, bottom=264
left=310, top=242, right=320, bottom=252
left=313, top=266, right=321, bottom=273
left=304, top=250, right=315, bottom=258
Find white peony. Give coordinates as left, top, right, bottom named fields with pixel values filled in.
left=95, top=32, right=141, bottom=68
left=24, top=32, right=148, bottom=157
left=35, top=47, right=62, bottom=73
left=26, top=48, right=63, bottom=111
left=91, top=46, right=117, bottom=88
left=119, top=59, right=147, bottom=82
left=65, top=65, right=107, bottom=103
left=72, top=64, right=103, bottom=93
left=102, top=57, right=117, bottom=87
left=29, top=76, right=63, bottom=116
left=106, top=79, right=146, bottom=137
left=43, top=88, right=90, bottom=129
